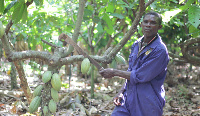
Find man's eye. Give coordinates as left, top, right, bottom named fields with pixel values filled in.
left=151, top=22, right=157, bottom=24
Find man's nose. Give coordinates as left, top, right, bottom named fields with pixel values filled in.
left=146, top=22, right=151, bottom=26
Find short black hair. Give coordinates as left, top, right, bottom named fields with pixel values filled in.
left=143, top=11, right=162, bottom=25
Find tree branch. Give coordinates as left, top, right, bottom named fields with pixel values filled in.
left=65, top=0, right=86, bottom=55
left=41, top=39, right=60, bottom=48
left=181, top=37, right=200, bottom=65
left=9, top=50, right=51, bottom=61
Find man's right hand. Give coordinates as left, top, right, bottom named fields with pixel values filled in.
left=99, top=68, right=115, bottom=78
left=113, top=93, right=123, bottom=106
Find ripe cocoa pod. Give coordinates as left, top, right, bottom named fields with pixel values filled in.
left=0, top=21, right=5, bottom=38
left=33, top=85, right=43, bottom=97
left=42, top=71, right=52, bottom=83
left=29, top=96, right=41, bottom=113
left=51, top=73, right=62, bottom=91
left=81, top=58, right=90, bottom=74
left=43, top=106, right=48, bottom=116
left=51, top=88, right=59, bottom=102
left=115, top=54, right=126, bottom=65
left=48, top=99, right=57, bottom=113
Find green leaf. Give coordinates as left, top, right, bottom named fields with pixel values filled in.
left=92, top=16, right=100, bottom=23
left=189, top=25, right=200, bottom=38
left=102, top=0, right=109, bottom=3
left=106, top=2, right=115, bottom=13
left=162, top=8, right=182, bottom=22
left=33, top=0, right=40, bottom=6
left=179, top=0, right=185, bottom=4
left=188, top=5, right=200, bottom=28
left=12, top=1, right=25, bottom=24
left=102, top=14, right=114, bottom=34
left=39, top=0, right=44, bottom=6
left=22, top=4, right=28, bottom=23
left=0, top=0, right=4, bottom=14
left=110, top=13, right=124, bottom=19
left=84, top=9, right=93, bottom=17
left=97, top=22, right=103, bottom=33
left=3, top=0, right=18, bottom=14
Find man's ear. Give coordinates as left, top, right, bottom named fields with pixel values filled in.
left=158, top=25, right=162, bottom=30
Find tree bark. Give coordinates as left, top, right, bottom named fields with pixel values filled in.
left=181, top=37, right=200, bottom=65
left=13, top=61, right=33, bottom=104
left=11, top=62, right=19, bottom=90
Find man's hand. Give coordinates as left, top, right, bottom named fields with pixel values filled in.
left=113, top=93, right=123, bottom=106
left=99, top=68, right=115, bottom=78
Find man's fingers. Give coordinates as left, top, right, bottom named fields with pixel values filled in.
left=113, top=99, right=118, bottom=105
left=117, top=98, right=121, bottom=105
left=113, top=98, right=121, bottom=106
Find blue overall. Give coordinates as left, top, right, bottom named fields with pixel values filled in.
left=112, top=34, right=169, bottom=116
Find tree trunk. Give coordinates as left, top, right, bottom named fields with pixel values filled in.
left=13, top=61, right=33, bottom=104
left=0, top=41, right=2, bottom=58
left=11, top=62, right=19, bottom=90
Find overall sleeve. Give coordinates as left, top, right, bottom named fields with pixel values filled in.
left=130, top=49, right=168, bottom=85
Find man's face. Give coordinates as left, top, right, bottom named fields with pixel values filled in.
left=141, top=14, right=162, bottom=38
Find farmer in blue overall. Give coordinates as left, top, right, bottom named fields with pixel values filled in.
left=99, top=11, right=169, bottom=116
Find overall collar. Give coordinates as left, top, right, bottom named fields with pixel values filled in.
left=137, top=34, right=161, bottom=57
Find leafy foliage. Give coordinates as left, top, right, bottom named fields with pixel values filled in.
left=0, top=0, right=5, bottom=14
left=188, top=5, right=200, bottom=28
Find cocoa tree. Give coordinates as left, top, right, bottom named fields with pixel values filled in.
left=0, top=0, right=155, bottom=115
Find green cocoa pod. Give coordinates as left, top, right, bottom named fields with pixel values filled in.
left=29, top=96, right=41, bottom=114
left=33, top=85, right=43, bottom=97
left=43, top=106, right=48, bottom=116
left=0, top=21, right=5, bottom=38
left=51, top=88, right=59, bottom=102
left=39, top=112, right=42, bottom=116
left=87, top=67, right=92, bottom=75
left=42, top=71, right=52, bottom=83
left=51, top=73, right=62, bottom=91
left=81, top=58, right=90, bottom=74
left=110, top=59, right=117, bottom=69
left=48, top=99, right=57, bottom=113
left=115, top=54, right=126, bottom=65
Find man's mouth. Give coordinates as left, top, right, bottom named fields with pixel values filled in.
left=144, top=29, right=151, bottom=32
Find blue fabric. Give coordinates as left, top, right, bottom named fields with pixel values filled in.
left=112, top=34, right=169, bottom=116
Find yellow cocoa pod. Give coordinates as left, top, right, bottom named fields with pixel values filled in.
left=7, top=70, right=11, bottom=75
left=0, top=21, right=5, bottom=38
left=43, top=106, right=48, bottom=116
left=3, top=51, right=6, bottom=58
left=33, top=85, right=43, bottom=97
left=42, top=71, right=52, bottom=83
left=48, top=99, right=57, bottom=113
left=51, top=88, right=59, bottom=102
left=29, top=96, right=41, bottom=114
left=51, top=73, right=62, bottom=91
left=81, top=58, right=90, bottom=74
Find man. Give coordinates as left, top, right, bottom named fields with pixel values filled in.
left=99, top=11, right=169, bottom=116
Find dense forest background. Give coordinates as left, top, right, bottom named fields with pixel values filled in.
left=0, top=0, right=200, bottom=115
